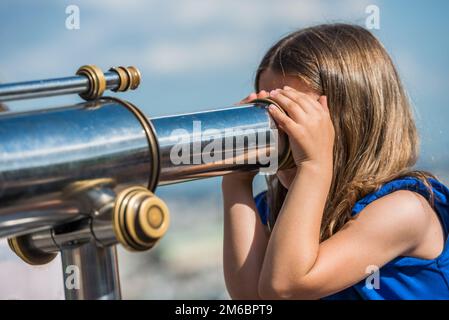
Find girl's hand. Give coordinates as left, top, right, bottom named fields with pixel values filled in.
left=267, top=86, right=334, bottom=170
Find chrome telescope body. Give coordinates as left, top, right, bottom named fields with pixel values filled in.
left=0, top=98, right=291, bottom=239
left=0, top=66, right=292, bottom=300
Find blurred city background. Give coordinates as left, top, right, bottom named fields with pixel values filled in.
left=0, top=0, right=448, bottom=299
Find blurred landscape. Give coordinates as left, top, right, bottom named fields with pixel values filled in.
left=0, top=0, right=448, bottom=299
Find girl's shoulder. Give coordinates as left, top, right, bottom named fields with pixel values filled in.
left=351, top=176, right=449, bottom=261
left=352, top=176, right=449, bottom=217
left=353, top=189, right=435, bottom=240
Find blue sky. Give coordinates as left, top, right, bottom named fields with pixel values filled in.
left=1, top=0, right=448, bottom=184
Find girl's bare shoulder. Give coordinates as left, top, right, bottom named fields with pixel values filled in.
left=351, top=190, right=443, bottom=258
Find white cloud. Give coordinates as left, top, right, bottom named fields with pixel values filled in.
left=78, top=0, right=156, bottom=14
left=170, top=0, right=366, bottom=29
left=140, top=0, right=368, bottom=75
left=143, top=36, right=259, bottom=74
left=1, top=0, right=375, bottom=79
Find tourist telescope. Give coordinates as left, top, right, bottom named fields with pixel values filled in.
left=0, top=65, right=293, bottom=299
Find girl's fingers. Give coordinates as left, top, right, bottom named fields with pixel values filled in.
left=257, top=90, right=269, bottom=99
left=237, top=91, right=270, bottom=105
left=247, top=92, right=258, bottom=102
left=237, top=92, right=258, bottom=105
left=269, top=90, right=305, bottom=122
left=267, top=104, right=296, bottom=134
left=281, top=86, right=320, bottom=114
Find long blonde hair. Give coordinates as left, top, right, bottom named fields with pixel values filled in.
left=255, top=23, right=435, bottom=241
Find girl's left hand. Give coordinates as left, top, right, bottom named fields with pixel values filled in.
left=268, top=86, right=335, bottom=170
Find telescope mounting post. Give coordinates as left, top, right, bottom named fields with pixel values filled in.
left=61, top=242, right=121, bottom=300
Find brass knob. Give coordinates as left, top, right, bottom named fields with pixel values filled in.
left=76, top=65, right=142, bottom=101
left=8, top=236, right=57, bottom=266
left=76, top=65, right=107, bottom=101
left=113, top=186, right=170, bottom=251
left=109, top=66, right=141, bottom=92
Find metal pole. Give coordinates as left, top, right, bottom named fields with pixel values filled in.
left=0, top=65, right=141, bottom=102
left=0, top=72, right=119, bottom=102
left=0, top=199, right=82, bottom=238
left=61, top=242, right=121, bottom=300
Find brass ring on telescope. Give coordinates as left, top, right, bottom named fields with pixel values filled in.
left=108, top=66, right=141, bottom=92
left=121, top=67, right=134, bottom=91
left=109, top=67, right=128, bottom=92
left=120, top=190, right=148, bottom=250
left=8, top=236, right=57, bottom=266
left=104, top=97, right=160, bottom=191
left=77, top=65, right=107, bottom=101
left=250, top=98, right=295, bottom=170
left=114, top=186, right=148, bottom=251
left=109, top=66, right=130, bottom=92
left=115, top=188, right=141, bottom=251
left=125, top=192, right=154, bottom=247
left=126, top=66, right=141, bottom=90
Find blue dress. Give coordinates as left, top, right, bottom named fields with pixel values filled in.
left=254, top=177, right=449, bottom=299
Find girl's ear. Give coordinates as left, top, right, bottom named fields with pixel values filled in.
left=319, top=96, right=329, bottom=113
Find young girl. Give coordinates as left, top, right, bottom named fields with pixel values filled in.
left=222, top=23, right=449, bottom=300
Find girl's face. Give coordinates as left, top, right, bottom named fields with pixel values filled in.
left=258, top=69, right=320, bottom=189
